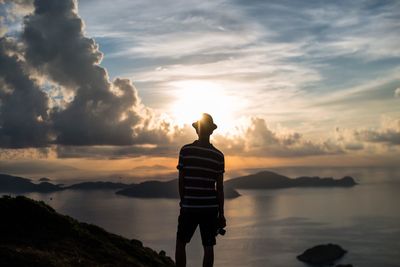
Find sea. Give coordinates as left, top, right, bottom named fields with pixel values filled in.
left=8, top=167, right=400, bottom=266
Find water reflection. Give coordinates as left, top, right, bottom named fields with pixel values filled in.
left=17, top=181, right=400, bottom=267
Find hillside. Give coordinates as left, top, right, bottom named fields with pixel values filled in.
left=225, top=170, right=356, bottom=189
left=0, top=196, right=175, bottom=267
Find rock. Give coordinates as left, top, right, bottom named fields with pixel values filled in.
left=130, top=239, right=143, bottom=247
left=297, top=243, right=347, bottom=265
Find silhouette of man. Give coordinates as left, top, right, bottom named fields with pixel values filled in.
left=175, top=113, right=226, bottom=267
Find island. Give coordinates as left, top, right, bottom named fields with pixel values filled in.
left=0, top=170, right=356, bottom=197
left=116, top=179, right=241, bottom=199
left=0, top=174, right=62, bottom=193
left=0, top=173, right=132, bottom=193
left=225, top=170, right=356, bottom=189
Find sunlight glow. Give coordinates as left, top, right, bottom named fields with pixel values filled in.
left=170, top=80, right=239, bottom=132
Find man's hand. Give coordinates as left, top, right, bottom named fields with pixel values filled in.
left=218, top=214, right=226, bottom=228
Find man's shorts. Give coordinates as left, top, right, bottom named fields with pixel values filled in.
left=176, top=208, right=218, bottom=246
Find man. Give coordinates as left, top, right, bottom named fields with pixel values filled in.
left=175, top=113, right=226, bottom=267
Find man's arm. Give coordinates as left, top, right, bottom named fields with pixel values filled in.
left=216, top=173, right=226, bottom=228
left=177, top=148, right=185, bottom=201
left=178, top=170, right=185, bottom=201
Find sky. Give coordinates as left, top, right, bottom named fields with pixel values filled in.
left=0, top=0, right=399, bottom=181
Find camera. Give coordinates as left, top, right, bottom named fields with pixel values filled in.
left=216, top=227, right=226, bottom=236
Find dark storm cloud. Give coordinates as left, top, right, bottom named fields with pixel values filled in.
left=21, top=0, right=151, bottom=146
left=51, top=78, right=141, bottom=146
left=22, top=0, right=103, bottom=89
left=0, top=37, right=51, bottom=148
left=0, top=0, right=171, bottom=150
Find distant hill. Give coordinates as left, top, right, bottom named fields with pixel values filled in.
left=0, top=174, right=62, bottom=193
left=116, top=179, right=241, bottom=199
left=38, top=177, right=51, bottom=182
left=65, top=181, right=134, bottom=190
left=0, top=170, right=356, bottom=197
left=225, top=170, right=356, bottom=189
left=0, top=173, right=133, bottom=193
left=117, top=179, right=178, bottom=198
left=0, top=195, right=174, bottom=266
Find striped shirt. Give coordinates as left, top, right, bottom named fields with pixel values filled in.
left=177, top=140, right=224, bottom=210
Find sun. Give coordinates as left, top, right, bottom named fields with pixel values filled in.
left=170, top=80, right=239, bottom=133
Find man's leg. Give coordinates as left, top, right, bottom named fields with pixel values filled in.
left=199, top=210, right=218, bottom=267
left=175, top=238, right=187, bottom=267
left=176, top=209, right=198, bottom=267
left=203, top=245, right=214, bottom=267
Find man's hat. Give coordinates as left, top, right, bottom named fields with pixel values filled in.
left=192, top=113, right=217, bottom=131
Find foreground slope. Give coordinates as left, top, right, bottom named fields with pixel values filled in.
left=0, top=196, right=175, bottom=267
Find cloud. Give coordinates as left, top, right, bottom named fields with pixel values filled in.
left=0, top=0, right=34, bottom=36
left=0, top=37, right=51, bottom=148
left=344, top=143, right=364, bottom=151
left=395, top=88, right=400, bottom=98
left=20, top=0, right=151, bottom=146
left=0, top=159, right=76, bottom=174
left=0, top=0, right=33, bottom=15
left=1, top=0, right=399, bottom=163
left=22, top=0, right=103, bottom=89
left=0, top=0, right=187, bottom=155
left=82, top=0, right=400, bottom=133
left=0, top=0, right=176, bottom=150
left=354, top=117, right=400, bottom=146
left=52, top=117, right=347, bottom=159
left=0, top=147, right=51, bottom=160
left=213, top=117, right=344, bottom=157
left=0, top=17, right=7, bottom=38
left=357, top=130, right=400, bottom=145
left=54, top=122, right=196, bottom=159
left=355, top=121, right=400, bottom=146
